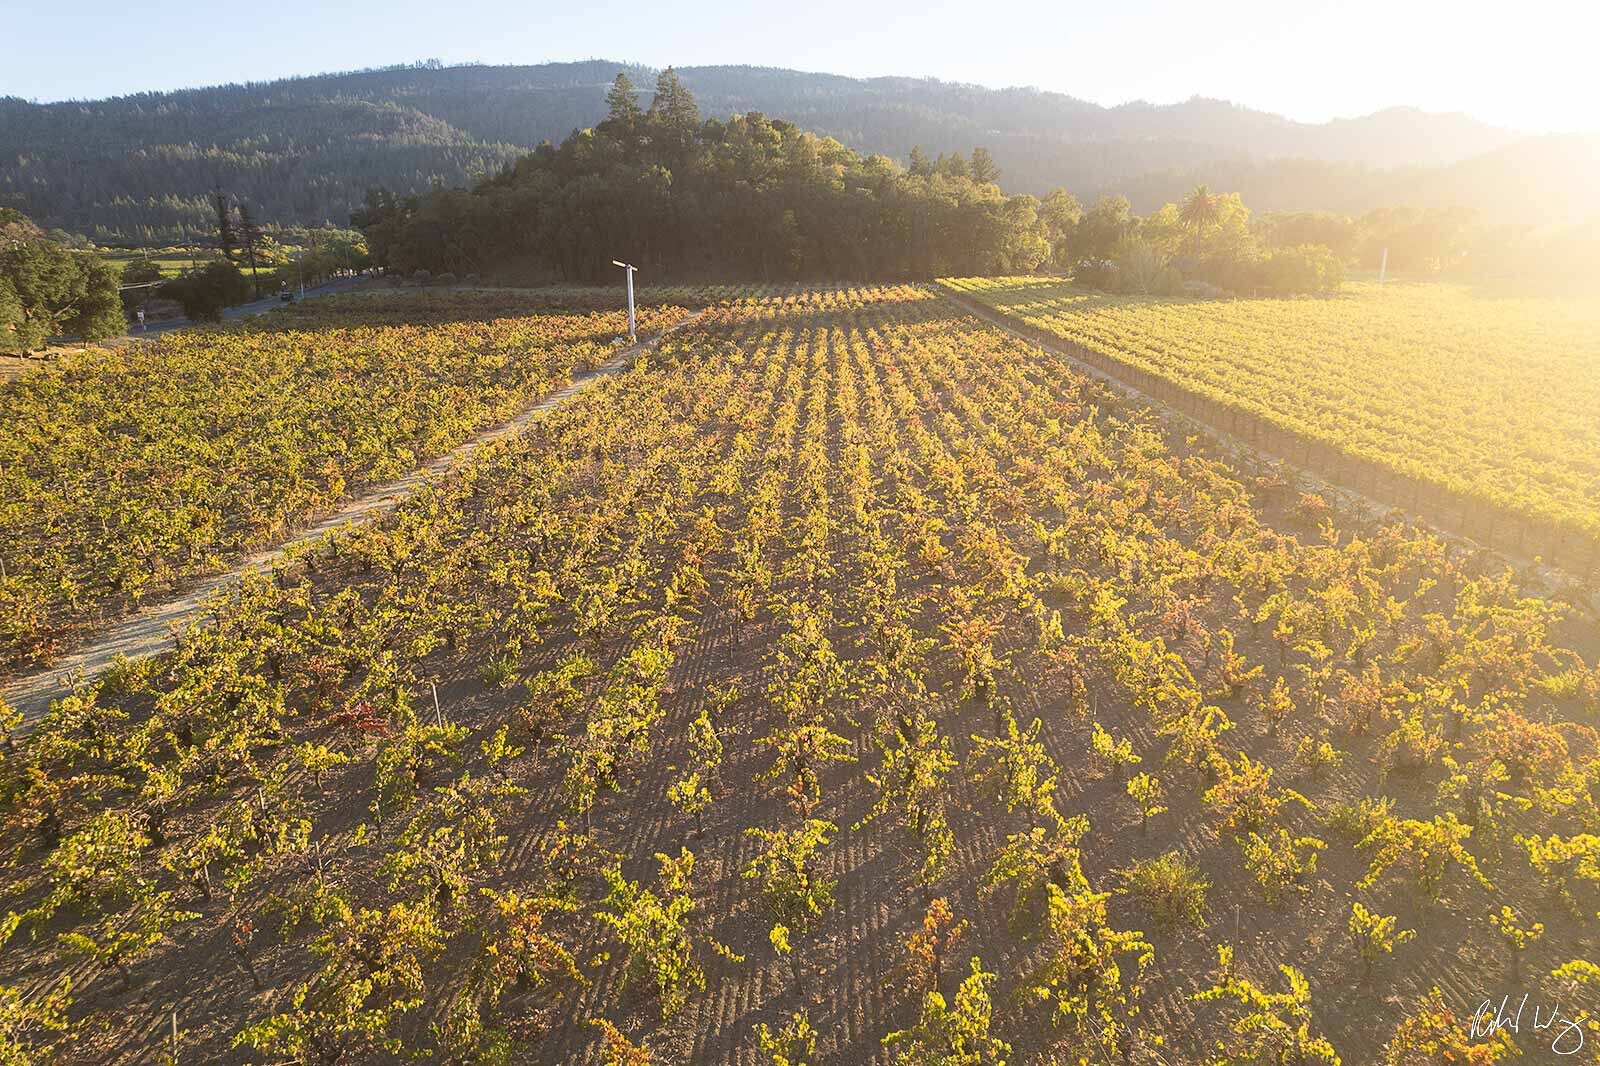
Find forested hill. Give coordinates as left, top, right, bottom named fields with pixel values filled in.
left=0, top=59, right=1553, bottom=244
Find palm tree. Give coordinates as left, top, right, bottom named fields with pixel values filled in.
left=1180, top=184, right=1222, bottom=251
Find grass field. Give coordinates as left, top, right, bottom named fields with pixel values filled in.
left=95, top=248, right=209, bottom=279
left=2, top=286, right=1596, bottom=1063
left=942, top=277, right=1600, bottom=559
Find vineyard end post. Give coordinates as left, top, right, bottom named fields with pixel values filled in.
left=612, top=259, right=637, bottom=341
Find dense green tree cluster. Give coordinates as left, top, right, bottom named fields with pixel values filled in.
left=1215, top=199, right=1599, bottom=288
left=1, top=210, right=123, bottom=351
left=1, top=82, right=525, bottom=246
left=157, top=261, right=252, bottom=322
left=1043, top=178, right=1600, bottom=297
left=354, top=71, right=1074, bottom=282
left=1254, top=204, right=1481, bottom=274
left=146, top=195, right=368, bottom=322
left=1065, top=187, right=1347, bottom=296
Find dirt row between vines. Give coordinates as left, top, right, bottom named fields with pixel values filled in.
left=1, top=313, right=704, bottom=726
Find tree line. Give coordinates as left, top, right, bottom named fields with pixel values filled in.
left=1, top=90, right=522, bottom=246
left=354, top=70, right=1072, bottom=283
left=357, top=70, right=1495, bottom=295
left=148, top=195, right=369, bottom=322
left=0, top=193, right=372, bottom=353
left=1063, top=187, right=1347, bottom=296
left=7, top=61, right=1545, bottom=248
left=1061, top=189, right=1599, bottom=296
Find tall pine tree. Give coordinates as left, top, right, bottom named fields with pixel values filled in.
left=603, top=72, right=643, bottom=132
left=970, top=147, right=1000, bottom=185
left=212, top=188, right=236, bottom=261
left=647, top=67, right=700, bottom=165
left=237, top=202, right=263, bottom=279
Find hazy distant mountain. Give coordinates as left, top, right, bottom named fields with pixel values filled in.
left=1368, top=133, right=1600, bottom=226
left=1110, top=133, right=1600, bottom=225
left=0, top=60, right=1558, bottom=244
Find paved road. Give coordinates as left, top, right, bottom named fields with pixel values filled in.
left=129, top=275, right=371, bottom=338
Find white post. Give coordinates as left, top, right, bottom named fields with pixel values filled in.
left=612, top=260, right=636, bottom=341
left=1378, top=246, right=1388, bottom=285
left=626, top=266, right=636, bottom=341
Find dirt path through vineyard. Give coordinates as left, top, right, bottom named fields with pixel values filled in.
left=2, top=313, right=703, bottom=725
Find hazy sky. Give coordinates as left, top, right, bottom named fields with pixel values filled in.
left=5, top=0, right=1594, bottom=133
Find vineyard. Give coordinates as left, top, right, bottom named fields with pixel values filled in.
left=0, top=290, right=697, bottom=670
left=941, top=276, right=1600, bottom=570
left=1, top=284, right=1599, bottom=1064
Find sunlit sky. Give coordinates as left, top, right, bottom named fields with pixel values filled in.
left=5, top=0, right=1595, bottom=133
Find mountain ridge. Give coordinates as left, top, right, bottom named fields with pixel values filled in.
left=2, top=60, right=1583, bottom=244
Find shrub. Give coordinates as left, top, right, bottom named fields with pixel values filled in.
left=1090, top=721, right=1140, bottom=782
left=594, top=849, right=708, bottom=1019
left=1357, top=814, right=1490, bottom=902
left=1348, top=901, right=1415, bottom=972
left=1204, top=753, right=1307, bottom=834
left=1542, top=961, right=1600, bottom=1056
left=968, top=706, right=1059, bottom=820
left=1126, top=772, right=1167, bottom=834
left=1073, top=258, right=1116, bottom=290
left=981, top=816, right=1091, bottom=935
left=1214, top=630, right=1262, bottom=698
left=235, top=900, right=445, bottom=1061
left=1194, top=947, right=1339, bottom=1065
left=883, top=957, right=1010, bottom=1065
left=1254, top=676, right=1296, bottom=736
left=159, top=261, right=251, bottom=322
left=1380, top=710, right=1445, bottom=777
left=590, top=1018, right=652, bottom=1065
left=1382, top=987, right=1516, bottom=1064
left=1325, top=795, right=1395, bottom=843
left=1488, top=905, right=1543, bottom=979
left=1118, top=852, right=1209, bottom=930
left=900, top=897, right=969, bottom=1000
left=1293, top=733, right=1344, bottom=775
left=743, top=820, right=836, bottom=933
left=667, top=773, right=711, bottom=836
left=1241, top=829, right=1325, bottom=905
left=1519, top=832, right=1600, bottom=913
left=1023, top=882, right=1151, bottom=1046
left=1291, top=492, right=1332, bottom=524
left=756, top=1011, right=817, bottom=1066
left=1256, top=244, right=1344, bottom=294
left=478, top=889, right=583, bottom=993
left=57, top=889, right=197, bottom=991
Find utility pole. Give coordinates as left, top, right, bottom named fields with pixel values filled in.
left=611, top=260, right=636, bottom=341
